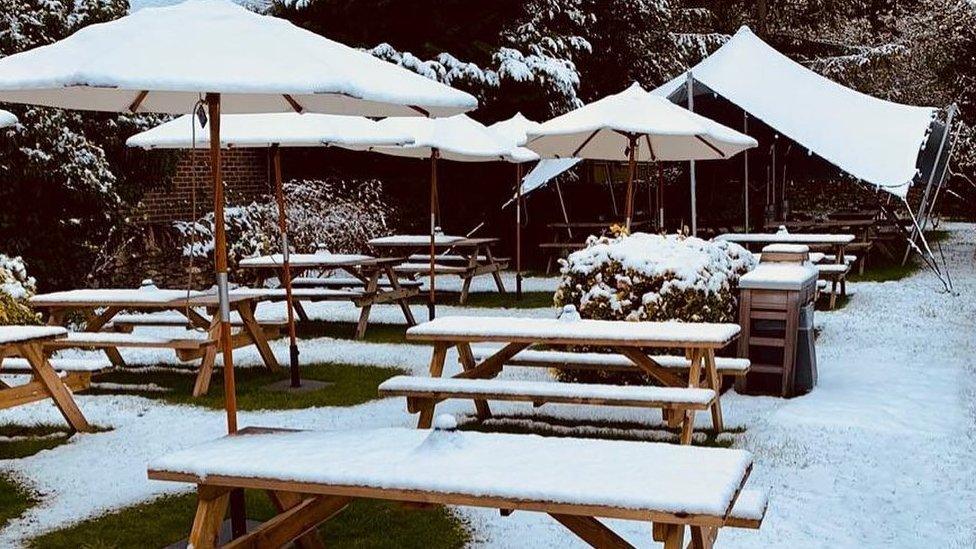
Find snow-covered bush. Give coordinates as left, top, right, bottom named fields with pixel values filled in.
left=555, top=232, right=756, bottom=323
left=0, top=254, right=39, bottom=325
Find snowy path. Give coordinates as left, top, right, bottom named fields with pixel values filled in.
left=0, top=229, right=973, bottom=546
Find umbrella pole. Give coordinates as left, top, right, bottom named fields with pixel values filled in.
left=428, top=151, right=438, bottom=321
left=515, top=163, right=523, bottom=300
left=272, top=146, right=301, bottom=387
left=656, top=163, right=665, bottom=231
left=743, top=112, right=750, bottom=232
left=624, top=136, right=637, bottom=231
left=206, top=93, right=246, bottom=538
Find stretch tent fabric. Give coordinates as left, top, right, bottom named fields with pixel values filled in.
left=652, top=26, right=937, bottom=199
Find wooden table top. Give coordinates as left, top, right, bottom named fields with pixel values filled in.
left=238, top=253, right=402, bottom=269
left=369, top=235, right=499, bottom=248
left=30, top=289, right=256, bottom=309
left=0, top=326, right=67, bottom=346
left=716, top=233, right=856, bottom=245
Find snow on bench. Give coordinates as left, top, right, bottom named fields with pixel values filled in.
left=469, top=347, right=751, bottom=376
left=108, top=312, right=286, bottom=329
left=821, top=254, right=857, bottom=264
left=739, top=264, right=818, bottom=291
left=761, top=243, right=809, bottom=254
left=0, top=326, right=67, bottom=345
left=148, top=427, right=761, bottom=526
left=379, top=375, right=717, bottom=410
left=239, top=253, right=374, bottom=268
left=726, top=489, right=768, bottom=529
left=393, top=262, right=469, bottom=275
left=0, top=357, right=113, bottom=373
left=43, top=331, right=212, bottom=350
left=407, top=316, right=740, bottom=348
left=369, top=235, right=466, bottom=247
left=292, top=276, right=422, bottom=289
left=231, top=287, right=366, bottom=300
left=815, top=263, right=851, bottom=275
left=716, top=233, right=856, bottom=244
left=407, top=254, right=510, bottom=264
left=29, top=288, right=204, bottom=307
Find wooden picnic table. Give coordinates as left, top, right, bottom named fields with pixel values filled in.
left=0, top=326, right=91, bottom=431
left=541, top=220, right=649, bottom=274
left=29, top=289, right=281, bottom=396
left=405, top=316, right=739, bottom=442
left=368, top=235, right=508, bottom=304
left=148, top=426, right=766, bottom=548
left=715, top=232, right=855, bottom=264
left=238, top=253, right=417, bottom=338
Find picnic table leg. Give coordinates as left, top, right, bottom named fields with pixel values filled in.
left=354, top=270, right=381, bottom=340
left=193, top=320, right=221, bottom=397
left=384, top=265, right=416, bottom=327
left=293, top=301, right=310, bottom=323
left=188, top=486, right=230, bottom=549
left=227, top=494, right=351, bottom=549
left=265, top=491, right=333, bottom=549
left=677, top=349, right=703, bottom=444
left=84, top=306, right=126, bottom=367
left=484, top=246, right=507, bottom=294
left=17, top=342, right=91, bottom=432
left=703, top=349, right=724, bottom=432
left=418, top=342, right=450, bottom=428
left=236, top=303, right=280, bottom=371
left=456, top=342, right=492, bottom=420
left=662, top=524, right=685, bottom=549
left=459, top=272, right=474, bottom=305
left=548, top=514, right=635, bottom=549
left=689, top=525, right=717, bottom=549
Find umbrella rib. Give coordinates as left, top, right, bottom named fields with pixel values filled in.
left=572, top=129, right=601, bottom=157
left=644, top=134, right=656, bottom=161
left=695, top=135, right=726, bottom=158
left=282, top=94, right=305, bottom=114
left=127, top=90, right=148, bottom=113
left=410, top=105, right=431, bottom=117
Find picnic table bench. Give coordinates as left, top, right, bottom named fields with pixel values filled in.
left=239, top=253, right=417, bottom=338
left=0, top=326, right=93, bottom=431
left=368, top=235, right=508, bottom=304
left=30, top=289, right=282, bottom=397
left=540, top=220, right=649, bottom=274
left=147, top=426, right=767, bottom=548
left=395, top=316, right=739, bottom=444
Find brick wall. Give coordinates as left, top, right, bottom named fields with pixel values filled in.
left=129, top=148, right=270, bottom=224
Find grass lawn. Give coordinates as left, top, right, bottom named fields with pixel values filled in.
left=89, top=362, right=404, bottom=411
left=297, top=321, right=414, bottom=345
left=0, top=474, right=36, bottom=531
left=0, top=423, right=111, bottom=460
left=29, top=491, right=470, bottom=549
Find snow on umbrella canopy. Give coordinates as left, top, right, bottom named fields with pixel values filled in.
left=0, top=110, right=16, bottom=128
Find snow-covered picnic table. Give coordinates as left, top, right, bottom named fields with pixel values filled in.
left=0, top=326, right=91, bottom=432
left=401, top=316, right=739, bottom=442
left=368, top=235, right=509, bottom=303
left=148, top=426, right=766, bottom=548
left=715, top=232, right=855, bottom=261
left=29, top=288, right=283, bottom=396
left=238, top=253, right=417, bottom=338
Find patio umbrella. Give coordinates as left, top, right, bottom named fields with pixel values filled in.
left=357, top=114, right=532, bottom=319
left=127, top=112, right=413, bottom=388
left=0, top=110, right=16, bottom=128
left=488, top=113, right=541, bottom=299
left=525, top=82, right=757, bottom=231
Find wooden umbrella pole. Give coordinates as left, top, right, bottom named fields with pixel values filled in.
left=624, top=136, right=637, bottom=231
left=428, top=150, right=438, bottom=321
left=206, top=93, right=246, bottom=539
left=515, top=163, right=523, bottom=300
left=272, top=145, right=301, bottom=387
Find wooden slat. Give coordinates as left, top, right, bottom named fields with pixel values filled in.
left=386, top=385, right=715, bottom=410
left=549, top=514, right=635, bottom=549
left=224, top=494, right=350, bottom=549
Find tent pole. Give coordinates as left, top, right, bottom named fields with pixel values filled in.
left=428, top=150, right=439, bottom=321
left=903, top=104, right=957, bottom=264
left=515, top=163, right=523, bottom=300
left=271, top=145, right=300, bottom=387
left=743, top=112, right=749, bottom=232
left=206, top=93, right=246, bottom=539
left=686, top=72, right=698, bottom=236
left=605, top=163, right=618, bottom=216
left=624, top=135, right=637, bottom=231
left=555, top=180, right=572, bottom=239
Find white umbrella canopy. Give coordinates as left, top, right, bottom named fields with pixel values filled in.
left=126, top=112, right=413, bottom=149
left=0, top=0, right=477, bottom=117
left=489, top=112, right=540, bottom=148
left=0, top=110, right=16, bottom=128
left=359, top=114, right=531, bottom=162
left=525, top=82, right=756, bottom=161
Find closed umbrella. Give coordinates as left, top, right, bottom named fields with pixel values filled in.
left=127, top=112, right=412, bottom=388
left=525, top=82, right=757, bottom=231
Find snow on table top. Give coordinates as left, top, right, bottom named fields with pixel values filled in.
left=715, top=233, right=855, bottom=244
left=1, top=357, right=111, bottom=372
left=29, top=288, right=204, bottom=306
left=739, top=264, right=818, bottom=290
left=238, top=253, right=375, bottom=268
left=61, top=332, right=209, bottom=344
left=0, top=326, right=67, bottom=345
left=378, top=375, right=716, bottom=406
left=369, top=235, right=466, bottom=247
left=407, top=316, right=740, bottom=346
left=231, top=287, right=363, bottom=299
left=149, top=427, right=753, bottom=518
left=761, top=243, right=809, bottom=254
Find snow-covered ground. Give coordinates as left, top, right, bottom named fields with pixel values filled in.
left=0, top=227, right=973, bottom=547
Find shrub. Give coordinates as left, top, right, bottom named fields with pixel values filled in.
left=553, top=232, right=755, bottom=384
left=0, top=254, right=39, bottom=326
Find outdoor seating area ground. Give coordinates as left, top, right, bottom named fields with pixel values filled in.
left=0, top=227, right=971, bottom=546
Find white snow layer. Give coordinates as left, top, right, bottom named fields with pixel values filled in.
left=0, top=326, right=66, bottom=345
left=0, top=109, right=17, bottom=129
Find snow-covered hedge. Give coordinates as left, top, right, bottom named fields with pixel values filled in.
left=555, top=233, right=755, bottom=323
left=0, top=254, right=39, bottom=325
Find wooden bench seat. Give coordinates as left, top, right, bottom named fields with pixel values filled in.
left=108, top=313, right=287, bottom=331
left=393, top=262, right=469, bottom=275
left=43, top=331, right=213, bottom=351
left=470, top=347, right=751, bottom=377
left=407, top=254, right=511, bottom=264
left=291, top=276, right=422, bottom=289
left=820, top=254, right=857, bottom=264
left=233, top=287, right=366, bottom=300
left=0, top=357, right=113, bottom=373
left=539, top=242, right=586, bottom=250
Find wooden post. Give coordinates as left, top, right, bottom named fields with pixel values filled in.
left=743, top=111, right=750, bottom=233
left=206, top=93, right=246, bottom=539
left=624, top=135, right=637, bottom=231
left=272, top=145, right=301, bottom=388
left=687, top=72, right=698, bottom=236
left=515, top=163, right=523, bottom=300
left=428, top=150, right=439, bottom=321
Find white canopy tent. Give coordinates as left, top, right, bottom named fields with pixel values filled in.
left=652, top=26, right=938, bottom=200
left=0, top=0, right=475, bottom=447
left=0, top=110, right=16, bottom=128
left=127, top=112, right=412, bottom=376
left=357, top=114, right=532, bottom=316
left=526, top=82, right=757, bottom=230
